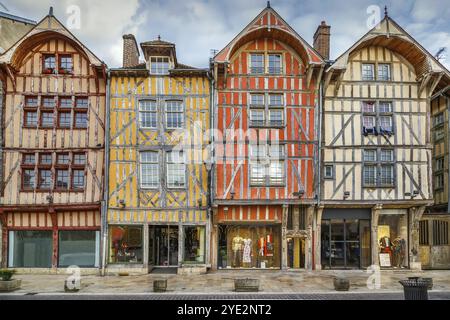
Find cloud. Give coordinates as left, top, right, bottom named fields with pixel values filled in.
left=2, top=0, right=449, bottom=70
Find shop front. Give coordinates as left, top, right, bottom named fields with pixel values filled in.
left=2, top=209, right=101, bottom=270
left=376, top=209, right=409, bottom=269
left=107, top=209, right=209, bottom=274
left=215, top=205, right=282, bottom=270
left=320, top=209, right=371, bottom=269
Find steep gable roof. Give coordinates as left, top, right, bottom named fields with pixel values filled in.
left=328, top=15, right=450, bottom=92
left=0, top=9, right=104, bottom=69
left=214, top=4, right=323, bottom=66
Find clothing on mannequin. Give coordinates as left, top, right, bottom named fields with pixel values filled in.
left=242, top=238, right=252, bottom=264
left=232, top=235, right=244, bottom=267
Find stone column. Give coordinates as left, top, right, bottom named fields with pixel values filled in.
left=409, top=206, right=425, bottom=270
left=313, top=206, right=324, bottom=270
left=178, top=219, right=184, bottom=268
left=305, top=206, right=315, bottom=270
left=210, top=208, right=218, bottom=270
left=281, top=204, right=289, bottom=270
left=371, top=204, right=382, bottom=267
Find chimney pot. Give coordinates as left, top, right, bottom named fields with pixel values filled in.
left=313, top=21, right=331, bottom=60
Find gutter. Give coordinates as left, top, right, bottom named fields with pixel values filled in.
left=100, top=69, right=111, bottom=276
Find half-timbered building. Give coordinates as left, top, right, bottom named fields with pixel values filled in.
left=211, top=3, right=324, bottom=270
left=107, top=35, right=210, bottom=274
left=319, top=12, right=450, bottom=270
left=0, top=9, right=106, bottom=271
left=420, top=86, right=450, bottom=269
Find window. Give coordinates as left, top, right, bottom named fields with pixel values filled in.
left=362, top=101, right=394, bottom=135
left=41, top=112, right=54, bottom=128
left=166, top=151, right=186, bottom=188
left=435, top=173, right=444, bottom=190
left=432, top=220, right=449, bottom=246
left=59, top=231, right=99, bottom=267
left=73, top=153, right=86, bottom=165
left=59, top=55, right=73, bottom=74
left=109, top=226, right=143, bottom=263
left=75, top=98, right=89, bottom=108
left=269, top=94, right=283, bottom=107
left=72, top=170, right=85, bottom=189
left=21, top=152, right=86, bottom=191
left=378, top=64, right=391, bottom=81
left=56, top=169, right=69, bottom=189
left=363, top=149, right=395, bottom=187
left=184, top=226, right=205, bottom=263
left=150, top=57, right=170, bottom=74
left=140, top=152, right=159, bottom=188
left=250, top=54, right=264, bottom=74
left=268, top=54, right=282, bottom=74
left=250, top=93, right=284, bottom=127
left=139, top=100, right=157, bottom=129
left=435, top=157, right=445, bottom=171
left=43, top=54, right=56, bottom=74
left=434, top=112, right=445, bottom=127
left=25, top=96, right=38, bottom=107
left=25, top=111, right=38, bottom=127
left=363, top=165, right=377, bottom=186
left=249, top=144, right=285, bottom=186
left=42, top=96, right=55, bottom=108
left=58, top=112, right=71, bottom=128
left=38, top=169, right=52, bottom=189
left=362, top=64, right=375, bottom=81
left=324, top=165, right=334, bottom=179
left=250, top=94, right=264, bottom=106
left=75, top=112, right=88, bottom=128
left=8, top=231, right=53, bottom=267
left=165, top=101, right=184, bottom=129
left=60, top=97, right=73, bottom=108
left=435, top=127, right=445, bottom=141
left=269, top=110, right=284, bottom=126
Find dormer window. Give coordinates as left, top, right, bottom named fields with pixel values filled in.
left=59, top=55, right=73, bottom=74
left=150, top=57, right=170, bottom=74
left=43, top=55, right=56, bottom=74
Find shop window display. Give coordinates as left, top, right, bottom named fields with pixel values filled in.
left=109, top=225, right=143, bottom=263
left=218, top=225, right=280, bottom=269
left=184, top=226, right=205, bottom=263
left=378, top=214, right=408, bottom=268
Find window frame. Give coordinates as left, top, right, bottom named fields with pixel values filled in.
left=164, top=100, right=184, bottom=130
left=324, top=164, right=334, bottom=180
left=267, top=53, right=283, bottom=74
left=249, top=92, right=285, bottom=128
left=249, top=143, right=286, bottom=186
left=362, top=148, right=395, bottom=188
left=139, top=151, right=160, bottom=189
left=362, top=101, right=395, bottom=136
left=249, top=53, right=265, bottom=74
left=42, top=54, right=56, bottom=74
left=139, top=99, right=158, bottom=129
left=58, top=54, right=73, bottom=74
left=362, top=63, right=375, bottom=81
left=166, top=151, right=186, bottom=189
left=150, top=56, right=170, bottom=75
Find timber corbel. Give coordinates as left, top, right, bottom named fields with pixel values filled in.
left=429, top=72, right=444, bottom=96
left=334, top=70, right=345, bottom=97
left=418, top=73, right=432, bottom=96
left=305, top=65, right=314, bottom=89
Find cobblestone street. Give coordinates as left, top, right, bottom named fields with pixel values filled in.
left=1, top=269, right=450, bottom=298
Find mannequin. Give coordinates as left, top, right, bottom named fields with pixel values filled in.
left=392, top=237, right=406, bottom=268
left=232, top=235, right=244, bottom=267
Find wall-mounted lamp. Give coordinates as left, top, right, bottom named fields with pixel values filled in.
left=230, top=191, right=235, bottom=199
left=119, top=199, right=126, bottom=207
left=293, top=190, right=305, bottom=198
left=343, top=191, right=350, bottom=199
left=46, top=195, right=53, bottom=204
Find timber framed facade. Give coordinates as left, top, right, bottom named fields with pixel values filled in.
left=0, top=10, right=106, bottom=271
left=211, top=4, right=324, bottom=271
left=106, top=36, right=211, bottom=274
left=319, top=14, right=450, bottom=270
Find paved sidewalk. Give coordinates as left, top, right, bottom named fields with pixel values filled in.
left=1, top=269, right=449, bottom=295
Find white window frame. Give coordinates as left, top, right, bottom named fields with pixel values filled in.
left=268, top=54, right=282, bottom=74
left=249, top=53, right=264, bottom=74
left=165, top=100, right=184, bottom=129
left=150, top=56, right=170, bottom=75
left=362, top=63, right=375, bottom=81
left=166, top=151, right=186, bottom=188
left=378, top=63, right=391, bottom=81
left=139, top=100, right=157, bottom=129
left=140, top=151, right=159, bottom=189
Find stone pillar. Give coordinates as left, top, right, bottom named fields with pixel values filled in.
left=281, top=204, right=289, bottom=270
left=143, top=223, right=149, bottom=272
left=50, top=208, right=58, bottom=270
left=178, top=222, right=184, bottom=268
left=371, top=204, right=382, bottom=267
left=313, top=206, right=324, bottom=270
left=210, top=208, right=218, bottom=270
left=305, top=206, right=315, bottom=270
left=409, top=206, right=425, bottom=270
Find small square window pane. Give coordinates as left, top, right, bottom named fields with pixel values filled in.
left=364, top=166, right=376, bottom=185
left=250, top=54, right=264, bottom=74
left=364, top=150, right=377, bottom=162
left=269, top=94, right=283, bottom=106
left=362, top=102, right=375, bottom=113
left=57, top=154, right=70, bottom=165
left=40, top=154, right=52, bottom=165
left=72, top=170, right=85, bottom=189
left=250, top=94, right=264, bottom=106
left=25, top=111, right=38, bottom=126
left=39, top=169, right=52, bottom=188
left=363, top=116, right=376, bottom=129
left=269, top=110, right=283, bottom=126
left=380, top=150, right=393, bottom=162
left=73, top=154, right=86, bottom=165
left=250, top=109, right=265, bottom=126
left=23, top=154, right=36, bottom=165
left=60, top=98, right=73, bottom=108
left=379, top=102, right=392, bottom=113
left=75, top=112, right=88, bottom=128
left=41, top=112, right=54, bottom=127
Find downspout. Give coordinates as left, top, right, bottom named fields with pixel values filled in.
left=101, top=69, right=111, bottom=276
left=206, top=64, right=215, bottom=269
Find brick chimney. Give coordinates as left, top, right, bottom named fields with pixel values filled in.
left=122, top=34, right=140, bottom=68
left=313, top=21, right=331, bottom=60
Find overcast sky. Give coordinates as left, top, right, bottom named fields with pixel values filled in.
left=3, top=0, right=450, bottom=69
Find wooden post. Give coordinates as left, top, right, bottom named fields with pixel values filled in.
left=281, top=204, right=289, bottom=270
left=371, top=204, right=382, bottom=267
left=305, top=205, right=315, bottom=270
left=143, top=223, right=149, bottom=271
left=50, top=208, right=58, bottom=270
left=210, top=208, right=218, bottom=270
left=0, top=210, right=7, bottom=268
left=313, top=206, right=324, bottom=270
left=409, top=206, right=425, bottom=270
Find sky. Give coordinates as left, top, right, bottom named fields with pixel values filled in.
left=2, top=0, right=450, bottom=69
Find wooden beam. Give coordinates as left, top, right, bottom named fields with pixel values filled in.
left=334, top=71, right=345, bottom=97
left=418, top=73, right=432, bottom=97
left=316, top=65, right=324, bottom=88
left=5, top=64, right=16, bottom=91
left=429, top=72, right=444, bottom=96
left=323, top=71, right=333, bottom=92
left=306, top=65, right=314, bottom=89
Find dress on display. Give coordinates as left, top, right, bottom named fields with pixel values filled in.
left=242, top=239, right=252, bottom=264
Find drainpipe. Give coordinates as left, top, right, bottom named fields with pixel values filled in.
left=101, top=69, right=111, bottom=276
left=206, top=64, right=215, bottom=269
